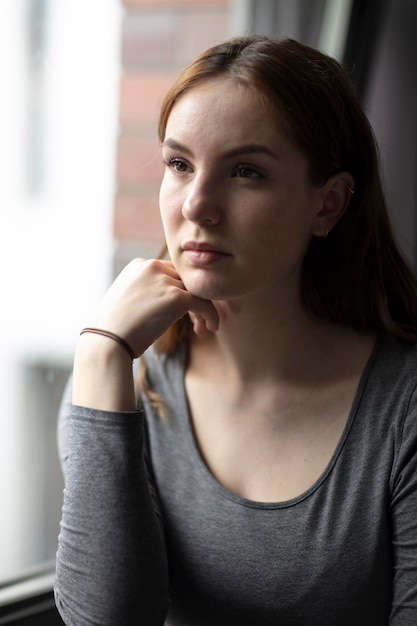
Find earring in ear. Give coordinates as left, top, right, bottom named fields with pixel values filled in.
left=323, top=227, right=329, bottom=238
left=348, top=187, right=355, bottom=194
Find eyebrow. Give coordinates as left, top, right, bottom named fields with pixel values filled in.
left=161, top=138, right=281, bottom=161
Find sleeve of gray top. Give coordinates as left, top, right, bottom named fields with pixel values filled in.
left=56, top=373, right=73, bottom=472
left=389, top=384, right=417, bottom=624
left=54, top=405, right=169, bottom=626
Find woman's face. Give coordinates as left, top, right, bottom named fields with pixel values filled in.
left=159, top=77, right=325, bottom=304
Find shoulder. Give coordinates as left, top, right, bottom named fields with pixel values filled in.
left=378, top=338, right=417, bottom=504
left=140, top=342, right=188, bottom=412
left=369, top=334, right=417, bottom=389
left=348, top=334, right=417, bottom=442
left=363, top=334, right=417, bottom=438
left=142, top=342, right=187, bottom=381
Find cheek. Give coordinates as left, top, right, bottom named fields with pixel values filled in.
left=158, top=175, right=170, bottom=219
left=159, top=190, right=185, bottom=268
left=159, top=179, right=180, bottom=231
left=246, top=208, right=313, bottom=269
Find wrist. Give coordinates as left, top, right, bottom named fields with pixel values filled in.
left=80, top=327, right=136, bottom=361
left=72, top=332, right=136, bottom=411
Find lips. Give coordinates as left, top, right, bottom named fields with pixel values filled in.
left=182, top=241, right=228, bottom=254
left=181, top=241, right=231, bottom=265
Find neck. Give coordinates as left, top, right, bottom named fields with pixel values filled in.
left=188, top=290, right=376, bottom=393
left=191, top=293, right=327, bottom=382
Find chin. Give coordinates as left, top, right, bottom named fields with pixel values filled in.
left=181, top=274, right=227, bottom=301
left=184, top=277, right=247, bottom=303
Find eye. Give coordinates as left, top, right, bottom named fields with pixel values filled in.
left=162, top=156, right=192, bottom=173
left=232, top=165, right=263, bottom=179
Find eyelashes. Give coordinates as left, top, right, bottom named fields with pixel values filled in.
left=161, top=156, right=191, bottom=173
left=231, top=166, right=263, bottom=179
left=162, top=156, right=264, bottom=180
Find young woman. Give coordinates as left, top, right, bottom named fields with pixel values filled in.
left=55, top=36, right=417, bottom=625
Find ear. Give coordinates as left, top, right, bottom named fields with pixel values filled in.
left=311, top=172, right=355, bottom=238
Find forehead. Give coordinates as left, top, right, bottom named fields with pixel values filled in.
left=164, top=77, right=288, bottom=147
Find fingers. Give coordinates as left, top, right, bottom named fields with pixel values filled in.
left=89, top=257, right=220, bottom=355
left=189, top=312, right=207, bottom=335
left=139, top=258, right=219, bottom=333
left=188, top=303, right=219, bottom=335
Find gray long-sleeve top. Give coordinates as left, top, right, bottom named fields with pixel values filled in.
left=55, top=334, right=417, bottom=625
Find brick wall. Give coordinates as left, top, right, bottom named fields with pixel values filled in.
left=114, top=0, right=231, bottom=273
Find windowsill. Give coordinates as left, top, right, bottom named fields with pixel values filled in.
left=0, top=561, right=55, bottom=607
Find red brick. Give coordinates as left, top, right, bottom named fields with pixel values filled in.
left=122, top=13, right=177, bottom=68
left=178, top=9, right=230, bottom=63
left=119, top=73, right=176, bottom=127
left=113, top=0, right=231, bottom=253
left=114, top=193, right=164, bottom=240
left=116, top=134, right=164, bottom=184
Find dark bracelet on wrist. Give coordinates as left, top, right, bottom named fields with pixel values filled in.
left=80, top=327, right=136, bottom=361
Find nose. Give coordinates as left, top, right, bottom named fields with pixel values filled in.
left=182, top=175, right=221, bottom=225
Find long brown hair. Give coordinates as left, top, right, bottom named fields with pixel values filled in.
left=154, top=35, right=417, bottom=354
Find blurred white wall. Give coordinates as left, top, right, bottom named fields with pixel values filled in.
left=0, top=0, right=122, bottom=580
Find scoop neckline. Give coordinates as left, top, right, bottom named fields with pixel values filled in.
left=176, top=334, right=383, bottom=510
